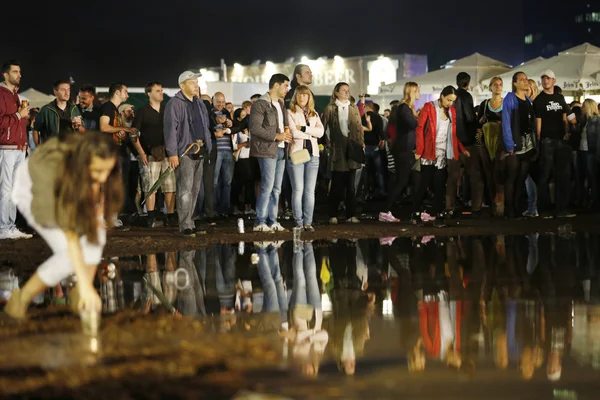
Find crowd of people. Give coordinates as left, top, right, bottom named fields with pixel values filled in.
left=2, top=60, right=599, bottom=242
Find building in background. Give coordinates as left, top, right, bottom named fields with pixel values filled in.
left=206, top=54, right=428, bottom=98
left=524, top=1, right=600, bottom=60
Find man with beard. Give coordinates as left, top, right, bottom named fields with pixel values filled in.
left=0, top=60, right=32, bottom=239
left=78, top=84, right=101, bottom=131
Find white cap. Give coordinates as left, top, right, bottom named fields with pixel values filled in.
left=178, top=70, right=202, bottom=85
left=541, top=69, right=556, bottom=80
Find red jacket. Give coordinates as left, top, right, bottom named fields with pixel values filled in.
left=0, top=83, right=28, bottom=147
left=415, top=102, right=464, bottom=161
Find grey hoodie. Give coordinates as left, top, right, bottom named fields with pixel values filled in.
left=163, top=91, right=212, bottom=157
left=249, top=92, right=288, bottom=159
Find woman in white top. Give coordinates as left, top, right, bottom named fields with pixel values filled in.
left=287, top=86, right=324, bottom=231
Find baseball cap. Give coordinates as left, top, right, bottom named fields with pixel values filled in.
left=541, top=69, right=556, bottom=79
left=178, top=70, right=202, bottom=85
left=118, top=103, right=134, bottom=113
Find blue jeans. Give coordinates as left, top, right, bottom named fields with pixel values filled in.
left=287, top=156, right=319, bottom=226
left=257, top=245, right=288, bottom=323
left=0, top=149, right=25, bottom=232
left=255, top=148, right=286, bottom=226
left=213, top=151, right=235, bottom=214
left=290, top=242, right=321, bottom=311
left=525, top=175, right=538, bottom=213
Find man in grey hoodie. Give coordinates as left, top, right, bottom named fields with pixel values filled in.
left=163, top=71, right=212, bottom=237
left=250, top=73, right=292, bottom=232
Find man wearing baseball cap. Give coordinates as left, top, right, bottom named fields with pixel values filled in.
left=533, top=69, right=573, bottom=218
left=163, top=70, right=212, bottom=237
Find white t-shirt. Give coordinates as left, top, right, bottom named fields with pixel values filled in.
left=272, top=100, right=285, bottom=148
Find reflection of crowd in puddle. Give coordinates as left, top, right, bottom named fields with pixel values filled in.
left=389, top=234, right=599, bottom=381
left=5, top=233, right=600, bottom=382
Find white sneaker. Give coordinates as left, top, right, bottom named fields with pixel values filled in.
left=0, top=228, right=32, bottom=240
left=253, top=224, right=272, bottom=232
left=347, top=217, right=360, bottom=224
left=10, top=228, right=33, bottom=239
left=111, top=216, right=124, bottom=227
left=269, top=222, right=287, bottom=232
left=329, top=217, right=338, bottom=225
left=522, top=210, right=539, bottom=218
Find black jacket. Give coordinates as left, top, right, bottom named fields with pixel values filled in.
left=454, top=87, right=477, bottom=146
left=392, top=103, right=418, bottom=154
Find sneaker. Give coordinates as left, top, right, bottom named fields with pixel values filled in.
left=303, top=224, right=315, bottom=232
left=5, top=228, right=33, bottom=240
left=347, top=217, right=360, bottom=224
left=379, top=236, right=397, bottom=246
left=113, top=217, right=124, bottom=227
left=557, top=211, right=576, bottom=218
left=253, top=224, right=272, bottom=232
left=522, top=210, right=539, bottom=218
left=181, top=229, right=196, bottom=238
left=421, top=212, right=436, bottom=223
left=329, top=217, right=338, bottom=225
left=378, top=211, right=400, bottom=223
left=244, top=208, right=256, bottom=215
left=269, top=222, right=287, bottom=232
left=271, top=240, right=285, bottom=249
left=193, top=227, right=207, bottom=235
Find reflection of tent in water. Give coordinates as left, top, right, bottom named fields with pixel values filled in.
left=18, top=88, right=55, bottom=109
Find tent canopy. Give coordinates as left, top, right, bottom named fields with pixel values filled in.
left=19, top=88, right=55, bottom=109
left=481, top=43, right=600, bottom=93
left=379, top=52, right=511, bottom=97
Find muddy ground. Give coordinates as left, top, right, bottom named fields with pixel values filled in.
left=2, top=211, right=599, bottom=273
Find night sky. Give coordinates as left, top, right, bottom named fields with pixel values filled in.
left=3, top=0, right=525, bottom=91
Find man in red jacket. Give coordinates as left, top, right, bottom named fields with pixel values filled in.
left=0, top=60, right=32, bottom=239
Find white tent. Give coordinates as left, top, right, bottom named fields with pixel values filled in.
left=378, top=53, right=512, bottom=104
left=481, top=43, right=600, bottom=97
left=19, top=88, right=55, bottom=109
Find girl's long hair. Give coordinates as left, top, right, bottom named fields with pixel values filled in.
left=56, top=131, right=123, bottom=243
left=401, top=82, right=419, bottom=106
left=289, top=85, right=317, bottom=118
left=582, top=99, right=599, bottom=117
left=511, top=72, right=526, bottom=93
left=528, top=79, right=539, bottom=100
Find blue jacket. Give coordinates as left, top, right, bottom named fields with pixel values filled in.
left=502, top=92, right=536, bottom=152
left=163, top=91, right=212, bottom=157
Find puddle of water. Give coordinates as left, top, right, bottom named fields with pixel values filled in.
left=1, top=234, right=600, bottom=398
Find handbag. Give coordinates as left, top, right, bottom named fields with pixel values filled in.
left=290, top=148, right=311, bottom=165
left=150, top=145, right=166, bottom=162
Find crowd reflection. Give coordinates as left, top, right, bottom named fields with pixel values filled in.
left=9, top=233, right=600, bottom=381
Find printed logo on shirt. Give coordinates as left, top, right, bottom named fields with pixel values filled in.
left=546, top=101, right=563, bottom=112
